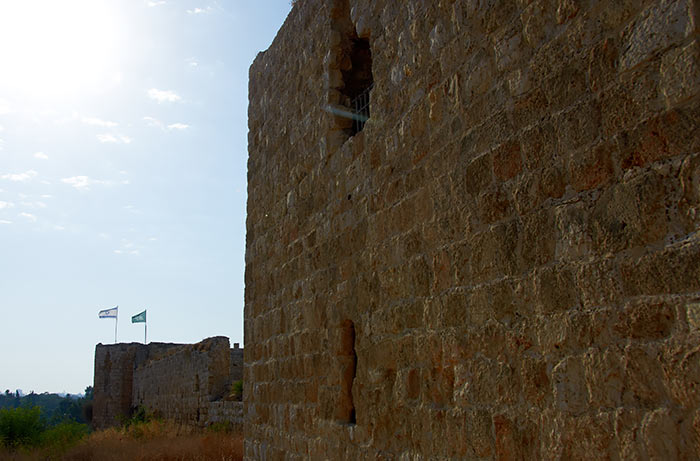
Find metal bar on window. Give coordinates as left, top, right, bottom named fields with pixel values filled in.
left=350, top=83, right=373, bottom=134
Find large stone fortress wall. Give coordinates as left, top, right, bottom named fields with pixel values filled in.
left=132, top=337, right=234, bottom=426
left=245, top=0, right=699, bottom=458
left=93, top=337, right=243, bottom=429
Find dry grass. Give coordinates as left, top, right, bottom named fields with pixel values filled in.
left=1, top=421, right=243, bottom=461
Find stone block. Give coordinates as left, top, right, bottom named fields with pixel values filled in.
left=477, top=182, right=513, bottom=224
left=590, top=169, right=668, bottom=254
left=552, top=355, right=587, bottom=414
left=493, top=23, right=529, bottom=73
left=461, top=150, right=493, bottom=197
left=533, top=264, right=580, bottom=315
left=587, top=37, right=619, bottom=93
left=661, top=337, right=700, bottom=407
left=575, top=258, right=623, bottom=308
left=618, top=240, right=700, bottom=296
left=460, top=47, right=498, bottom=102
left=688, top=302, right=700, bottom=330
left=468, top=356, right=518, bottom=407
left=559, top=412, right=616, bottom=460
left=661, top=39, right=700, bottom=106
left=493, top=139, right=523, bottom=181
left=584, top=346, right=624, bottom=409
left=600, top=63, right=662, bottom=137
left=691, top=409, right=700, bottom=455
left=512, top=87, right=547, bottom=131
left=642, top=408, right=681, bottom=459
left=620, top=0, right=694, bottom=71
left=469, top=220, right=522, bottom=282
left=545, top=58, right=589, bottom=112
left=520, top=120, right=558, bottom=170
left=556, top=98, right=602, bottom=153
left=521, top=208, right=556, bottom=267
left=519, top=354, right=550, bottom=406
left=613, top=299, right=675, bottom=340
left=622, top=344, right=669, bottom=408
left=555, top=201, right=594, bottom=261
left=617, top=107, right=700, bottom=170
left=465, top=409, right=495, bottom=458
left=470, top=0, right=519, bottom=35
left=521, top=0, right=558, bottom=49
left=569, top=139, right=616, bottom=192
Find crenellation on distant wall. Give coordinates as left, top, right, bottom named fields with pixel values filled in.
left=92, top=337, right=244, bottom=429
left=231, top=343, right=244, bottom=382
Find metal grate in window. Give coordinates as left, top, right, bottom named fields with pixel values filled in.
left=350, top=83, right=373, bottom=134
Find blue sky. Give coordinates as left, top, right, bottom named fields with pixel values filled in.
left=0, top=0, right=291, bottom=394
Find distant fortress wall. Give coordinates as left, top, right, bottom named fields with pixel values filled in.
left=92, top=336, right=243, bottom=429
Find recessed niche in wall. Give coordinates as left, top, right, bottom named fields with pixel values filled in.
left=336, top=319, right=357, bottom=425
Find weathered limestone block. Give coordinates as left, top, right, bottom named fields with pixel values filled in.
left=620, top=0, right=695, bottom=71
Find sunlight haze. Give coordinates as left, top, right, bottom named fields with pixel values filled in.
left=0, top=0, right=124, bottom=102
left=0, top=0, right=292, bottom=395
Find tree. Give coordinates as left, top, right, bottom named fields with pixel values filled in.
left=0, top=406, right=44, bottom=448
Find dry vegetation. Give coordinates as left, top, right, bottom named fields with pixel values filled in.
left=1, top=420, right=243, bottom=461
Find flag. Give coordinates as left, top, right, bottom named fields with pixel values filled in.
left=98, top=306, right=118, bottom=318
left=131, top=310, right=146, bottom=323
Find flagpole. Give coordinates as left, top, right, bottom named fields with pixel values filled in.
left=144, top=322, right=147, bottom=344
left=114, top=307, right=118, bottom=344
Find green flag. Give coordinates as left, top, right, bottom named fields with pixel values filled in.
left=131, top=310, right=146, bottom=323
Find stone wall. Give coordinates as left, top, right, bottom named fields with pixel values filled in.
left=93, top=342, right=142, bottom=430
left=245, top=0, right=699, bottom=458
left=132, top=336, right=231, bottom=426
left=208, top=400, right=245, bottom=431
left=93, top=337, right=244, bottom=429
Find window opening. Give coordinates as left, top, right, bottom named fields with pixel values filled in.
left=328, top=0, right=373, bottom=144
left=342, top=37, right=373, bottom=136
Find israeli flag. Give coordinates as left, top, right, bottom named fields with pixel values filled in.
left=98, top=306, right=118, bottom=319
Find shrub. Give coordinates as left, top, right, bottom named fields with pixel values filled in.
left=207, top=421, right=234, bottom=433
left=120, top=405, right=153, bottom=429
left=0, top=406, right=44, bottom=449
left=40, top=421, right=89, bottom=454
left=230, top=380, right=243, bottom=401
left=119, top=406, right=167, bottom=440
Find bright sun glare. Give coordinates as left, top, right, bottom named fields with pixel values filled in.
left=0, top=0, right=124, bottom=102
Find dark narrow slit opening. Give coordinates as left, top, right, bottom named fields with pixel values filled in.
left=342, top=37, right=373, bottom=136
left=349, top=323, right=357, bottom=424
left=339, top=319, right=357, bottom=425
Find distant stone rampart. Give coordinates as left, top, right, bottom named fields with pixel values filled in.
left=92, top=337, right=243, bottom=430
